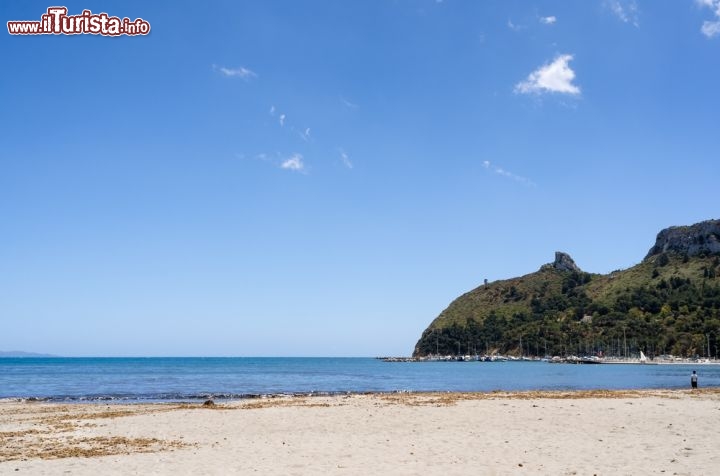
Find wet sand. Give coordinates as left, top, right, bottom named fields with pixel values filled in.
left=2, top=389, right=719, bottom=475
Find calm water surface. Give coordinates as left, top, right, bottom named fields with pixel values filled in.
left=1, top=358, right=718, bottom=402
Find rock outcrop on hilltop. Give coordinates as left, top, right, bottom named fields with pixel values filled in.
left=538, top=252, right=582, bottom=273
left=412, top=219, right=720, bottom=358
left=645, top=219, right=720, bottom=259
left=552, top=251, right=581, bottom=272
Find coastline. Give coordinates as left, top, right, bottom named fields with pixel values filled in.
left=381, top=355, right=720, bottom=365
left=3, top=389, right=719, bottom=475
left=5, top=358, right=719, bottom=401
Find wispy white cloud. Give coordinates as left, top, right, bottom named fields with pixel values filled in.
left=606, top=0, right=639, bottom=27
left=507, top=19, right=524, bottom=31
left=698, top=0, right=720, bottom=38
left=340, top=96, right=359, bottom=109
left=281, top=153, right=305, bottom=172
left=269, top=106, right=313, bottom=145
left=339, top=149, right=353, bottom=169
left=515, top=54, right=580, bottom=96
left=212, top=64, right=257, bottom=80
left=238, top=152, right=308, bottom=174
left=702, top=21, right=720, bottom=37
left=482, top=160, right=535, bottom=187
left=540, top=16, right=557, bottom=25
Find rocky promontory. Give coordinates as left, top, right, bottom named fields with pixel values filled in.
left=413, top=219, right=720, bottom=358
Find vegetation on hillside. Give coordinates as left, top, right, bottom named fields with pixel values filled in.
left=413, top=253, right=720, bottom=358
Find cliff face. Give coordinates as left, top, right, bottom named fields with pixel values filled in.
left=645, top=219, right=720, bottom=259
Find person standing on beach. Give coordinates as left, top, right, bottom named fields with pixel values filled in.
left=691, top=370, right=698, bottom=389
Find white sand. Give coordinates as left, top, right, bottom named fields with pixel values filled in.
left=1, top=389, right=719, bottom=475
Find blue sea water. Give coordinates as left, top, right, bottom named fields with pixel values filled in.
left=1, top=357, right=718, bottom=402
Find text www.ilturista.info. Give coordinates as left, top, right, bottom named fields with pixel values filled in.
left=7, top=7, right=150, bottom=36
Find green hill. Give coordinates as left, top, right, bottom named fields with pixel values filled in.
left=413, top=219, right=720, bottom=358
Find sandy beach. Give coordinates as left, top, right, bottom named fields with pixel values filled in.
left=1, top=389, right=719, bottom=475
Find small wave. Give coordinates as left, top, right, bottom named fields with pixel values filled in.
left=4, top=390, right=367, bottom=404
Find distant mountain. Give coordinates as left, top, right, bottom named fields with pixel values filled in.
left=0, top=350, right=58, bottom=358
left=413, top=219, right=720, bottom=358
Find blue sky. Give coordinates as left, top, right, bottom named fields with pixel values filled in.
left=1, top=0, right=719, bottom=357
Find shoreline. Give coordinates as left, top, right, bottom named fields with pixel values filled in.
left=3, top=385, right=720, bottom=405
left=3, top=388, right=720, bottom=474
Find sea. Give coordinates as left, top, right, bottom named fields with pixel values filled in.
left=1, top=357, right=719, bottom=403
